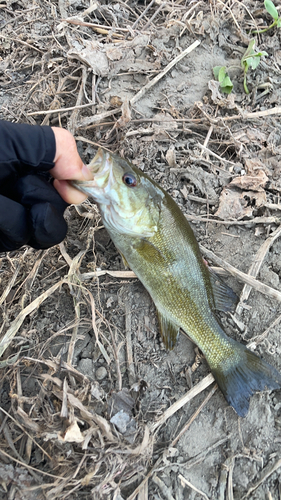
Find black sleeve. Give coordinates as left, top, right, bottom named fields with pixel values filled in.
left=0, top=121, right=68, bottom=251
left=0, top=120, right=56, bottom=182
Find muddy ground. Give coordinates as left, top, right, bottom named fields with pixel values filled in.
left=1, top=0, right=281, bottom=498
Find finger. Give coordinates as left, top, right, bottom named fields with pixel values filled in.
left=53, top=179, right=88, bottom=204
left=50, top=128, right=93, bottom=181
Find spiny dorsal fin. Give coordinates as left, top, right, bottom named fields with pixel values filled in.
left=156, top=309, right=179, bottom=350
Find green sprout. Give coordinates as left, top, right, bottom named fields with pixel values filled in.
left=253, top=0, right=281, bottom=34
left=212, top=66, right=233, bottom=94
left=213, top=40, right=267, bottom=95
left=241, top=39, right=268, bottom=94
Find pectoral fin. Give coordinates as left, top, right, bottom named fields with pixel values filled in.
left=120, top=252, right=130, bottom=269
left=156, top=309, right=179, bottom=350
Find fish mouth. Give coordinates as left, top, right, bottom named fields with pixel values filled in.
left=72, top=148, right=116, bottom=202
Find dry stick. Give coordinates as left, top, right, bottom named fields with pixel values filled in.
left=243, top=457, right=281, bottom=498
left=75, top=135, right=112, bottom=152
left=150, top=373, right=214, bottom=433
left=27, top=102, right=96, bottom=116
left=0, top=254, right=26, bottom=306
left=186, top=214, right=280, bottom=225
left=130, top=40, right=200, bottom=106
left=197, top=143, right=236, bottom=165
left=247, top=313, right=281, bottom=350
left=81, top=270, right=137, bottom=280
left=78, top=40, right=200, bottom=128
left=171, top=385, right=217, bottom=446
left=68, top=68, right=86, bottom=135
left=152, top=475, right=175, bottom=500
left=0, top=33, right=43, bottom=53
left=223, top=106, right=281, bottom=122
left=128, top=376, right=215, bottom=500
left=131, top=0, right=155, bottom=29
left=0, top=279, right=66, bottom=358
left=61, top=18, right=131, bottom=32
left=178, top=475, right=210, bottom=500
left=0, top=448, right=66, bottom=479
left=199, top=245, right=281, bottom=304
left=143, top=2, right=166, bottom=30
left=124, top=295, right=136, bottom=386
left=235, top=225, right=281, bottom=316
left=200, top=125, right=213, bottom=157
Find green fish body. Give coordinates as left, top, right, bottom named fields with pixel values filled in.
left=73, top=149, right=281, bottom=417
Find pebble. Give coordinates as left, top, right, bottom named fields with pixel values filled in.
left=95, top=366, right=107, bottom=380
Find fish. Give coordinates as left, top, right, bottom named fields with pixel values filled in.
left=72, top=148, right=281, bottom=417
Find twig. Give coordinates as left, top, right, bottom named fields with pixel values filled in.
left=224, top=106, right=281, bottom=122
left=130, top=40, right=200, bottom=106
left=185, top=214, right=280, bottom=225
left=124, top=295, right=136, bottom=386
left=131, top=0, right=155, bottom=29
left=199, top=245, right=281, bottom=304
left=171, top=385, right=217, bottom=446
left=61, top=18, right=131, bottom=32
left=0, top=251, right=27, bottom=306
left=150, top=373, right=214, bottom=432
left=235, top=225, right=281, bottom=316
left=197, top=143, right=236, bottom=165
left=143, top=2, right=166, bottom=30
left=0, top=279, right=66, bottom=358
left=0, top=448, right=66, bottom=479
left=247, top=313, right=281, bottom=350
left=77, top=42, right=199, bottom=129
left=0, top=33, right=43, bottom=53
left=152, top=474, right=175, bottom=500
left=243, top=458, right=281, bottom=498
left=179, top=474, right=210, bottom=500
left=27, top=101, right=96, bottom=116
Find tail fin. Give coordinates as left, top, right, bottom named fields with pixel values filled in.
left=211, top=342, right=281, bottom=417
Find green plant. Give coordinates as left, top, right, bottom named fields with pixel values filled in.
left=241, top=39, right=268, bottom=94
left=212, top=66, right=233, bottom=94
left=213, top=39, right=267, bottom=95
left=253, top=0, right=281, bottom=34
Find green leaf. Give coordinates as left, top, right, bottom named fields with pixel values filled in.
left=242, top=39, right=256, bottom=61
left=277, top=18, right=281, bottom=27
left=218, top=66, right=227, bottom=83
left=264, top=0, right=279, bottom=21
left=241, top=41, right=268, bottom=73
left=213, top=66, right=222, bottom=79
left=212, top=66, right=233, bottom=93
left=220, top=75, right=233, bottom=94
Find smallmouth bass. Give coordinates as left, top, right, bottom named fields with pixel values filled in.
left=73, top=149, right=281, bottom=417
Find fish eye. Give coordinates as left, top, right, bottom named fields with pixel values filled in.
left=122, top=173, right=137, bottom=187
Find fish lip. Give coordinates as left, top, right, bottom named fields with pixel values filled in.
left=71, top=149, right=118, bottom=204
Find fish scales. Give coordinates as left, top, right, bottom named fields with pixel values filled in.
left=73, top=148, right=281, bottom=417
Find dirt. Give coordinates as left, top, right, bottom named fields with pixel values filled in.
left=1, top=0, right=281, bottom=499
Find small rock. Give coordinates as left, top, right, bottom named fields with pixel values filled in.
left=77, top=358, right=94, bottom=379
left=95, top=366, right=107, bottom=380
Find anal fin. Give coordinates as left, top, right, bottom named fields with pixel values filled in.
left=156, top=309, right=179, bottom=350
left=208, top=267, right=238, bottom=313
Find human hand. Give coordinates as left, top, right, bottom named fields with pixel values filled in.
left=50, top=127, right=93, bottom=204
left=0, top=122, right=92, bottom=251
